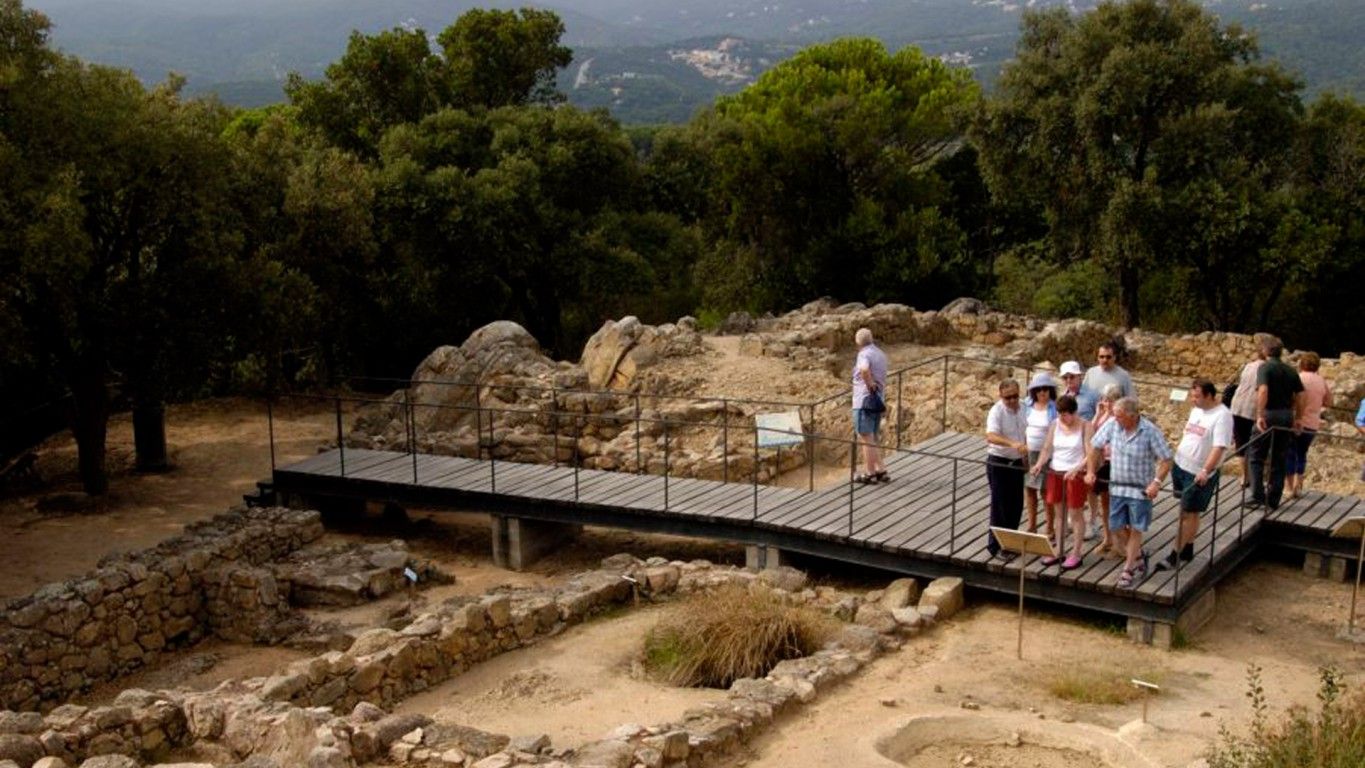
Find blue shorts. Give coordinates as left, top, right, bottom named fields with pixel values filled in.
left=854, top=408, right=882, bottom=436
left=1109, top=496, right=1153, bottom=533
left=1172, top=465, right=1218, bottom=513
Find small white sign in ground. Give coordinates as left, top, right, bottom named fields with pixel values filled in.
left=755, top=411, right=805, bottom=448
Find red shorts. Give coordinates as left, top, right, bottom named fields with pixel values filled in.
left=1045, top=471, right=1090, bottom=509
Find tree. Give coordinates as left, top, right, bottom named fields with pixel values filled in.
left=287, top=8, right=572, bottom=157
left=973, top=0, right=1303, bottom=328
left=685, top=38, right=978, bottom=312
left=438, top=8, right=571, bottom=109
left=2, top=1, right=255, bottom=490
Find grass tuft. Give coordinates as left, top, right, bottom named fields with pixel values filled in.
left=1210, top=665, right=1365, bottom=768
left=643, top=583, right=836, bottom=688
left=1044, top=663, right=1163, bottom=705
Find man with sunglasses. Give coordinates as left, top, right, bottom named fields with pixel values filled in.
left=985, top=379, right=1029, bottom=558
left=1082, top=342, right=1135, bottom=403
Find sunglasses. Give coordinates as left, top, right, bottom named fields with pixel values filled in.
left=1003, top=394, right=1020, bottom=401
left=1097, top=354, right=1114, bottom=359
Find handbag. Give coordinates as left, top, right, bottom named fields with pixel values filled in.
left=864, top=387, right=886, bottom=414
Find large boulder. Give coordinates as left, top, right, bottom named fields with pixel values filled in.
left=580, top=317, right=703, bottom=390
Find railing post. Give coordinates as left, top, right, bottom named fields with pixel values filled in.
left=753, top=427, right=760, bottom=522
left=474, top=384, right=483, bottom=461
left=722, top=399, right=729, bottom=484
left=950, top=457, right=958, bottom=555
left=941, top=356, right=949, bottom=434
left=266, top=398, right=276, bottom=473
left=806, top=404, right=815, bottom=493
left=406, top=390, right=417, bottom=483
left=335, top=397, right=345, bottom=477
left=896, top=371, right=904, bottom=450
left=573, top=416, right=580, bottom=501
left=551, top=387, right=559, bottom=469
left=663, top=419, right=670, bottom=511
left=635, top=394, right=642, bottom=475
left=848, top=439, right=856, bottom=538
left=487, top=404, right=496, bottom=494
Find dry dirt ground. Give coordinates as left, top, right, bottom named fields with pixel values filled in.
left=1, top=341, right=1362, bottom=767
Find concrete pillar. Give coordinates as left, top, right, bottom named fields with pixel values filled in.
left=491, top=516, right=581, bottom=571
left=1328, top=556, right=1350, bottom=582
left=745, top=544, right=785, bottom=571
left=1128, top=588, right=1216, bottom=649
left=1303, top=552, right=1327, bottom=578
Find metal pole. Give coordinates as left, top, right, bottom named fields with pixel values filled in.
left=1351, top=532, right=1365, bottom=637
left=474, top=384, right=483, bottom=461
left=551, top=387, right=558, bottom=469
left=574, top=416, right=581, bottom=501
left=941, top=356, right=949, bottom=434
left=753, top=428, right=760, bottom=522
left=807, top=405, right=815, bottom=493
left=848, top=440, right=856, bottom=537
left=635, top=394, right=642, bottom=475
left=266, top=399, right=276, bottom=472
left=896, top=371, right=904, bottom=450
left=663, top=419, right=670, bottom=511
left=722, top=399, right=729, bottom=484
left=335, top=397, right=345, bottom=477
left=950, top=457, right=958, bottom=553
left=407, top=391, right=417, bottom=483
left=1017, top=562, right=1026, bottom=660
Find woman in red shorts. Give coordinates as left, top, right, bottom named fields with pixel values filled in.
left=1031, top=394, right=1094, bottom=570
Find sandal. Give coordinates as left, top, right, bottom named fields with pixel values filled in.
left=855, top=473, right=875, bottom=484
left=1117, top=568, right=1135, bottom=588
left=873, top=471, right=890, bottom=483
left=1040, top=555, right=1060, bottom=567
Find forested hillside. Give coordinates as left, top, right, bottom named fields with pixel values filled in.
left=27, top=0, right=1365, bottom=121
left=3, top=0, right=1363, bottom=497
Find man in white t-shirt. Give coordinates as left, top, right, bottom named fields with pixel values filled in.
left=1160, top=378, right=1233, bottom=570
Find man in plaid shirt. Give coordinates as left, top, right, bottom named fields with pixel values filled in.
left=1086, top=397, right=1172, bottom=587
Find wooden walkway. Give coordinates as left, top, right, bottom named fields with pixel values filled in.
left=272, top=431, right=1356, bottom=623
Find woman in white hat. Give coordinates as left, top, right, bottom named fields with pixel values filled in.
left=1024, top=371, right=1059, bottom=536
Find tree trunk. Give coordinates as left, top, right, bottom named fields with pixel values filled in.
left=1119, top=262, right=1142, bottom=328
left=70, top=367, right=109, bottom=496
left=133, top=400, right=170, bottom=472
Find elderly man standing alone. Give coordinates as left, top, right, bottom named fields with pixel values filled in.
left=1087, top=397, right=1172, bottom=588
left=852, top=327, right=889, bottom=482
left=985, top=379, right=1028, bottom=558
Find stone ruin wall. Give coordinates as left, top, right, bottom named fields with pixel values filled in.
left=0, top=508, right=325, bottom=714
left=0, top=538, right=962, bottom=768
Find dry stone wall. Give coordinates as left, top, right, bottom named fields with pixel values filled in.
left=0, top=508, right=324, bottom=713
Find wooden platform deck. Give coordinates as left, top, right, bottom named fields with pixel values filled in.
left=272, top=431, right=1355, bottom=623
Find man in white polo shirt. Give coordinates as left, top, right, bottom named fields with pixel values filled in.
left=1160, top=378, right=1234, bottom=570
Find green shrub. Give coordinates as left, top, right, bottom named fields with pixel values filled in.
left=1210, top=665, right=1365, bottom=768
left=643, top=584, right=836, bottom=688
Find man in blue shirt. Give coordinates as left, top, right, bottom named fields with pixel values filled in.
left=1087, top=397, right=1172, bottom=587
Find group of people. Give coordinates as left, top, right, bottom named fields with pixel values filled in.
left=848, top=328, right=1354, bottom=589
left=981, top=335, right=1342, bottom=586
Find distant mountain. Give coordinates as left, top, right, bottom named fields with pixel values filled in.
left=26, top=0, right=1365, bottom=119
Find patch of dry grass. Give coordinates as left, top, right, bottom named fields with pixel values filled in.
left=1042, top=661, right=1164, bottom=705
left=643, top=583, right=837, bottom=688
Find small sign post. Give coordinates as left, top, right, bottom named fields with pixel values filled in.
left=989, top=527, right=1056, bottom=660
left=1131, top=679, right=1160, bottom=723
left=1331, top=516, right=1365, bottom=639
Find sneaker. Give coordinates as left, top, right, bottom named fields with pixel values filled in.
left=1061, top=555, right=1083, bottom=570
left=1180, top=542, right=1195, bottom=562
left=1155, top=549, right=1179, bottom=572
left=1084, top=521, right=1099, bottom=542
left=1040, top=555, right=1060, bottom=567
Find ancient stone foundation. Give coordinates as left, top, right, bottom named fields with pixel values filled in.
left=0, top=507, right=324, bottom=713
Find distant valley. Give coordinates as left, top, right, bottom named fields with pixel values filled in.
left=28, top=0, right=1365, bottom=123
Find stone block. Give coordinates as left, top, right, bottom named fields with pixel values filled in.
left=744, top=545, right=784, bottom=571
left=879, top=578, right=920, bottom=610
left=918, top=577, right=964, bottom=620
left=853, top=604, right=896, bottom=634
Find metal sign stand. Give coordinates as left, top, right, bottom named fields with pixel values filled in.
left=1131, top=679, right=1160, bottom=723
left=1331, top=516, right=1365, bottom=641
left=990, top=527, right=1056, bottom=659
